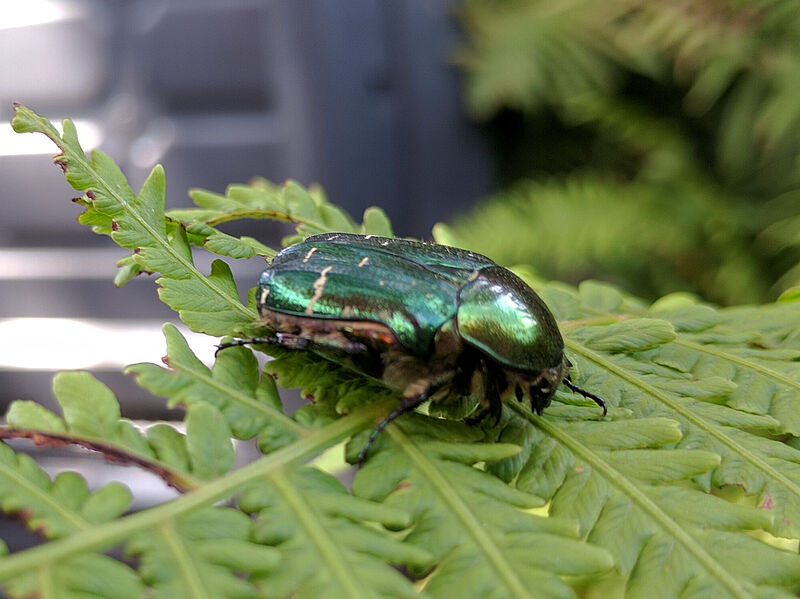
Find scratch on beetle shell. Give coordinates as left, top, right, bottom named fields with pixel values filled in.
left=303, top=247, right=318, bottom=263
left=306, top=266, right=333, bottom=315
left=260, top=287, right=270, bottom=305
left=358, top=256, right=369, bottom=267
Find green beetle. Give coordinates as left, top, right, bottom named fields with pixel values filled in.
left=221, top=233, right=605, bottom=462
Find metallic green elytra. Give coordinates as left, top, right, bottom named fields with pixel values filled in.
left=220, top=233, right=605, bottom=462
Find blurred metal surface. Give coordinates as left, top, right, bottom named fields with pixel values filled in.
left=0, top=0, right=490, bottom=546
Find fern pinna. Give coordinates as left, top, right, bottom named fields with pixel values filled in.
left=1, top=105, right=799, bottom=598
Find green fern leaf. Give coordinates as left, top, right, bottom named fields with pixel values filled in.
left=457, top=1, right=621, bottom=119
left=171, top=179, right=393, bottom=257
left=184, top=404, right=235, bottom=480
left=2, top=371, right=253, bottom=490
left=0, top=440, right=130, bottom=539
left=10, top=105, right=255, bottom=336
left=240, top=467, right=430, bottom=599
left=0, top=405, right=399, bottom=597
left=515, top=411, right=800, bottom=598
left=265, top=348, right=398, bottom=418
left=352, top=415, right=614, bottom=599
left=127, top=507, right=279, bottom=598
left=559, top=294, right=800, bottom=541
left=5, top=554, right=144, bottom=599
left=127, top=324, right=303, bottom=451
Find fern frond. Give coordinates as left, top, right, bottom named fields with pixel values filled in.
left=11, top=106, right=256, bottom=334
left=455, top=0, right=800, bottom=304
left=128, top=506, right=280, bottom=597
left=0, top=403, right=396, bottom=595
left=0, top=439, right=131, bottom=539
left=1, top=371, right=246, bottom=490
left=528, top=411, right=800, bottom=598
left=240, top=467, right=430, bottom=598
left=4, top=554, right=144, bottom=599
left=174, top=179, right=393, bottom=255
left=127, top=324, right=303, bottom=452
left=353, top=415, right=614, bottom=599
left=457, top=0, right=625, bottom=120
left=265, top=347, right=399, bottom=419
left=550, top=284, right=800, bottom=538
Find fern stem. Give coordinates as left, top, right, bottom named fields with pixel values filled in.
left=0, top=428, right=201, bottom=492
left=560, top=302, right=800, bottom=395
left=674, top=338, right=800, bottom=393
left=565, top=340, right=800, bottom=521
left=515, top=404, right=755, bottom=599
left=158, top=521, right=212, bottom=599
left=36, top=566, right=56, bottom=599
left=204, top=208, right=332, bottom=234
left=387, top=426, right=537, bottom=599
left=271, top=469, right=373, bottom=598
left=0, top=401, right=391, bottom=583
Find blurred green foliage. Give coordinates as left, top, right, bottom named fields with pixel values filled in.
left=444, top=0, right=800, bottom=305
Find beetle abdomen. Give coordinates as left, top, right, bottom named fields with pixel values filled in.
left=258, top=239, right=460, bottom=357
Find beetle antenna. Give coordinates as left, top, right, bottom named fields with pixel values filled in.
left=562, top=378, right=607, bottom=416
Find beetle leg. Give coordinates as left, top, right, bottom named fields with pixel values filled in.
left=529, top=385, right=548, bottom=415
left=217, top=332, right=371, bottom=357
left=357, top=374, right=455, bottom=464
left=485, top=362, right=506, bottom=426
left=215, top=336, right=278, bottom=356
left=463, top=360, right=504, bottom=426
left=464, top=406, right=490, bottom=426
left=515, top=385, right=524, bottom=402
left=562, top=377, right=607, bottom=416
left=357, top=395, right=426, bottom=465
left=215, top=333, right=312, bottom=356
left=273, top=332, right=311, bottom=349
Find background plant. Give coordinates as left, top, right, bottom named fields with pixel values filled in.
left=445, top=0, right=800, bottom=305
left=0, top=105, right=799, bottom=598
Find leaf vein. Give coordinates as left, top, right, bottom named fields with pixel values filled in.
left=388, top=426, right=536, bottom=599
left=271, top=469, right=371, bottom=598
left=565, top=340, right=800, bottom=509
left=523, top=406, right=754, bottom=599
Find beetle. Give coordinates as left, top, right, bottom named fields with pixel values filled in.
left=219, top=233, right=605, bottom=462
